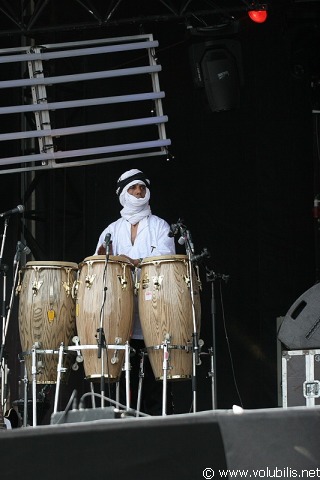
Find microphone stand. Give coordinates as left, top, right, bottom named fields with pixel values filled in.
left=1, top=250, right=22, bottom=412
left=205, top=267, right=229, bottom=410
left=0, top=218, right=10, bottom=411
left=179, top=224, right=200, bottom=413
left=97, top=239, right=111, bottom=408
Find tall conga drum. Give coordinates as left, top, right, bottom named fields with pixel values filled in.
left=138, top=254, right=201, bottom=380
left=18, top=261, right=78, bottom=384
left=75, top=255, right=134, bottom=382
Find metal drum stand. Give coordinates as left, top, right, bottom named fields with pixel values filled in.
left=53, top=339, right=132, bottom=415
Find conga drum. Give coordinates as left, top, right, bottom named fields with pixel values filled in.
left=138, top=254, right=201, bottom=380
left=75, top=255, right=134, bottom=382
left=18, top=261, right=78, bottom=384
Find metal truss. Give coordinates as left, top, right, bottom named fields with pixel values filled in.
left=0, top=0, right=250, bottom=37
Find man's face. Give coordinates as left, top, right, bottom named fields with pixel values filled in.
left=127, top=183, right=146, bottom=198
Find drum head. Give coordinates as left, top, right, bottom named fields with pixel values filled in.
left=80, top=255, right=134, bottom=266
left=141, top=254, right=188, bottom=265
left=24, top=260, right=78, bottom=269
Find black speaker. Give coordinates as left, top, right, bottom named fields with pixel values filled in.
left=189, top=39, right=242, bottom=112
left=278, top=282, right=320, bottom=349
left=50, top=406, right=118, bottom=424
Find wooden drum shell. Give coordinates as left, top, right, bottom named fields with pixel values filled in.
left=138, top=254, right=201, bottom=380
left=75, top=255, right=134, bottom=383
left=18, top=261, right=78, bottom=384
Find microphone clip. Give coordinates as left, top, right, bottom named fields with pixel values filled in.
left=191, top=247, right=211, bottom=264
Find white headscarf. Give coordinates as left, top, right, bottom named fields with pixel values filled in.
left=117, top=169, right=151, bottom=225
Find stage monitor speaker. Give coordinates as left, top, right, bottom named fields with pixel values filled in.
left=189, top=39, right=243, bottom=112
left=51, top=406, right=120, bottom=424
left=277, top=282, right=320, bottom=349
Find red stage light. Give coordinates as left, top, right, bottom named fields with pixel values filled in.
left=248, top=9, right=268, bottom=23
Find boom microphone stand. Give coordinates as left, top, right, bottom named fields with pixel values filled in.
left=205, top=267, right=229, bottom=410
left=0, top=217, right=12, bottom=409
left=170, top=219, right=201, bottom=412
left=97, top=233, right=112, bottom=408
left=180, top=225, right=200, bottom=412
left=0, top=207, right=26, bottom=414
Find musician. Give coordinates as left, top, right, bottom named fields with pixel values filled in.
left=94, top=168, right=176, bottom=415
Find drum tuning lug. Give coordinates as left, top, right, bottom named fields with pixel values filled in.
left=111, top=356, right=119, bottom=365
left=85, top=274, right=95, bottom=289
left=164, top=333, right=171, bottom=343
left=71, top=280, right=79, bottom=299
left=152, top=275, right=163, bottom=290
left=72, top=363, right=79, bottom=371
left=72, top=336, right=80, bottom=344
left=76, top=355, right=83, bottom=363
left=117, top=275, right=128, bottom=289
left=32, top=280, right=43, bottom=296
left=183, top=275, right=191, bottom=288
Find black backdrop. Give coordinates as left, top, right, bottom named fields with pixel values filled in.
left=0, top=7, right=318, bottom=419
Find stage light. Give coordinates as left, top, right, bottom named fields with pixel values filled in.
left=247, top=3, right=268, bottom=23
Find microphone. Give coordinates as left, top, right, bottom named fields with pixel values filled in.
left=103, top=233, right=111, bottom=247
left=168, top=223, right=179, bottom=238
left=14, top=241, right=31, bottom=265
left=103, top=233, right=112, bottom=256
left=0, top=205, right=24, bottom=218
left=168, top=218, right=183, bottom=237
left=17, top=241, right=31, bottom=255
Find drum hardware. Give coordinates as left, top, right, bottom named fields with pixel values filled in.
left=136, top=350, right=146, bottom=417
left=85, top=274, right=96, bottom=288
left=31, top=270, right=43, bottom=296
left=117, top=262, right=130, bottom=289
left=71, top=279, right=79, bottom=299
left=20, top=343, right=71, bottom=425
left=110, top=337, right=122, bottom=365
left=183, top=274, right=191, bottom=288
left=72, top=336, right=84, bottom=364
left=53, top=342, right=133, bottom=413
left=152, top=274, right=163, bottom=289
left=31, top=344, right=37, bottom=425
left=54, top=343, right=69, bottom=415
left=62, top=268, right=76, bottom=297
left=161, top=338, right=171, bottom=415
left=196, top=338, right=205, bottom=366
left=141, top=273, right=149, bottom=289
left=71, top=362, right=79, bottom=371
left=137, top=337, right=173, bottom=416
